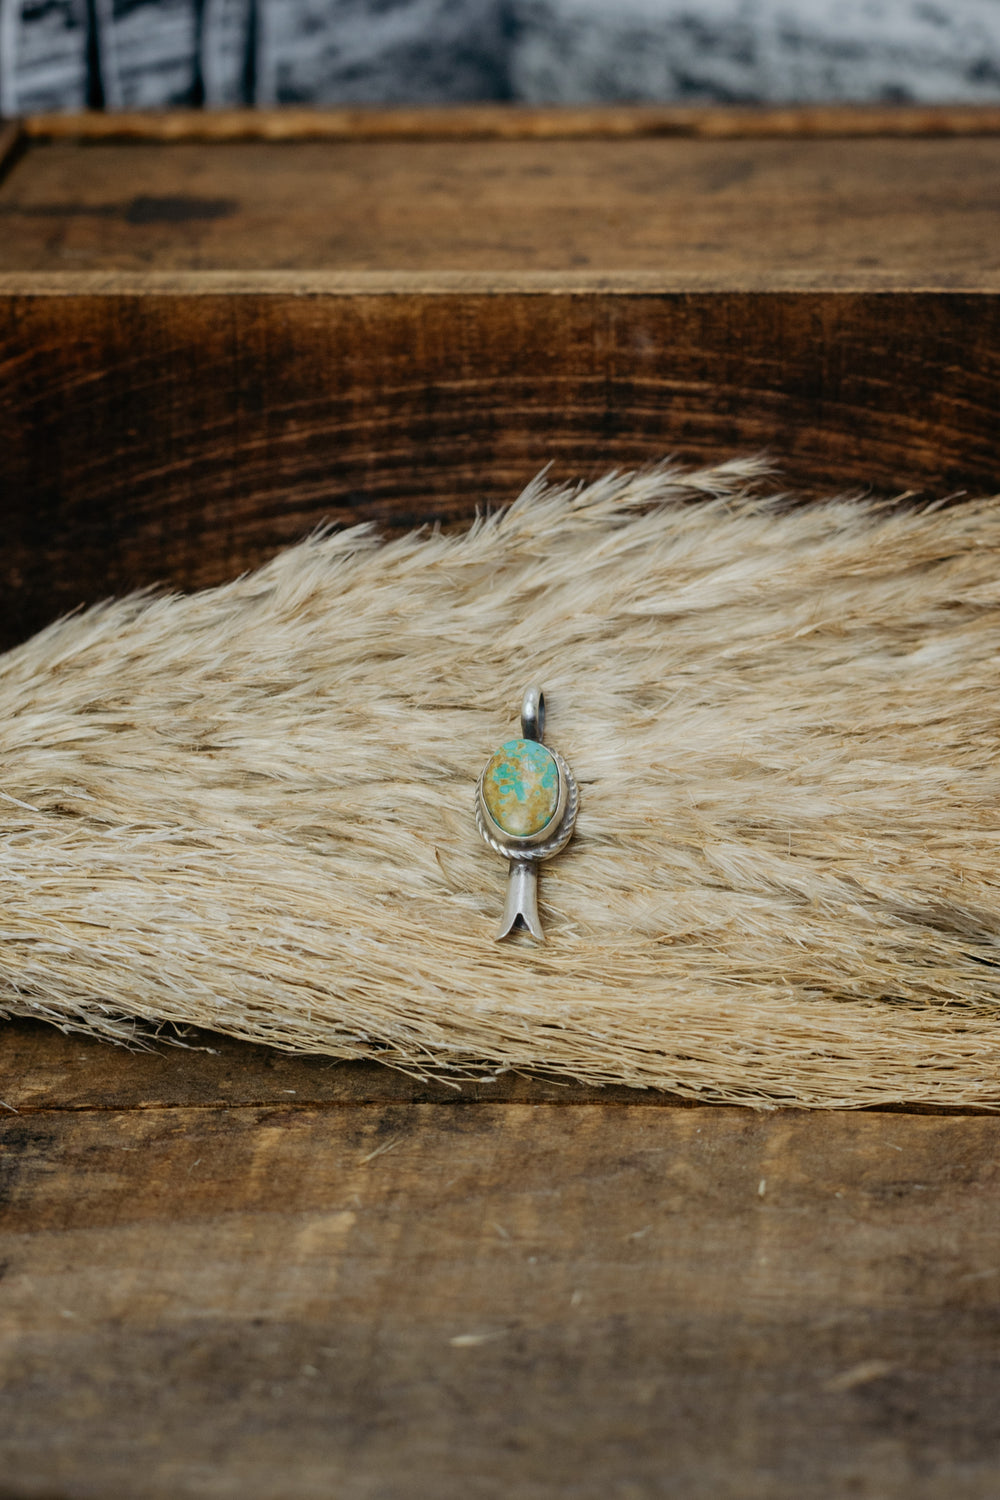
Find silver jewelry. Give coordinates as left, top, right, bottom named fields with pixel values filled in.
left=476, top=686, right=579, bottom=941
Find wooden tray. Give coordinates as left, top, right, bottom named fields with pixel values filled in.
left=2, top=107, right=999, bottom=1499
left=1, top=105, right=999, bottom=648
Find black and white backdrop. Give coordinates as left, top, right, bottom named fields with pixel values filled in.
left=1, top=0, right=999, bottom=115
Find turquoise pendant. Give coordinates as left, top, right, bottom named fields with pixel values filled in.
left=475, top=688, right=579, bottom=941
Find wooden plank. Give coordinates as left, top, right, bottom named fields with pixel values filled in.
left=2, top=1017, right=990, bottom=1116
left=0, top=1017, right=691, bottom=1111
left=2, top=1099, right=999, bottom=1497
left=1, top=288, right=997, bottom=651
left=4, top=133, right=1000, bottom=281
left=20, top=101, right=1000, bottom=141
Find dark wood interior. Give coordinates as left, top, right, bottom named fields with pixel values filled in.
left=2, top=109, right=1000, bottom=651
left=3, top=287, right=996, bottom=651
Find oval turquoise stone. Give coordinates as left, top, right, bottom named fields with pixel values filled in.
left=482, top=738, right=560, bottom=838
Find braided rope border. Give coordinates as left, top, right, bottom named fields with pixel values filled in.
left=475, top=749, right=579, bottom=863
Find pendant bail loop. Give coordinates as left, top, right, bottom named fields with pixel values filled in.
left=521, top=685, right=546, bottom=743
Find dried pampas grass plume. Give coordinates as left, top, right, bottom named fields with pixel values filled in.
left=4, top=457, right=1000, bottom=1107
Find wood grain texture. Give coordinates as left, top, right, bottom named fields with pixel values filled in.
left=1, top=288, right=997, bottom=650
left=2, top=1018, right=991, bottom=1115
left=4, top=134, right=1000, bottom=280
left=2, top=115, right=999, bottom=650
left=2, top=1080, right=999, bottom=1498
left=0, top=1018, right=689, bottom=1110
left=20, top=101, right=1000, bottom=140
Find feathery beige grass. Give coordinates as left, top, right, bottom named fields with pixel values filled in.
left=4, top=458, right=1000, bottom=1107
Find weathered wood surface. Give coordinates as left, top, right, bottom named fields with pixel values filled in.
left=0, top=1017, right=680, bottom=1111
left=20, top=101, right=1000, bottom=140
left=4, top=1019, right=991, bottom=1117
left=2, top=1018, right=999, bottom=1499
left=4, top=133, right=1000, bottom=277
